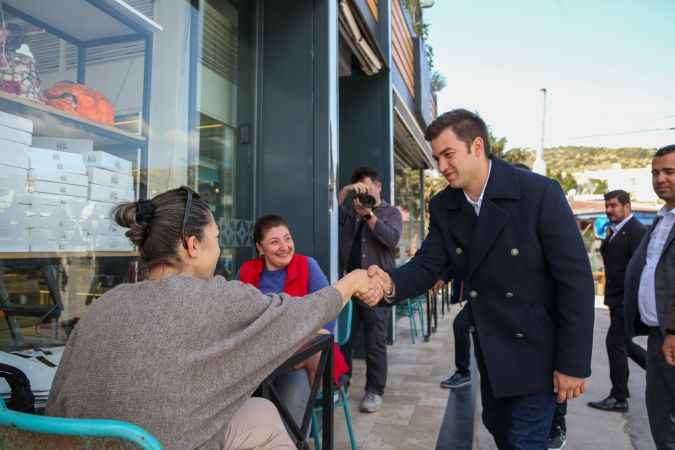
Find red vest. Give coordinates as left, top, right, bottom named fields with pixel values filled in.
left=239, top=254, right=310, bottom=296
left=238, top=253, right=350, bottom=386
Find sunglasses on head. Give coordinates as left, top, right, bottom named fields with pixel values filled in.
left=180, top=186, right=201, bottom=249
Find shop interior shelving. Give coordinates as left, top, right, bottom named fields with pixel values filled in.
left=0, top=0, right=161, bottom=260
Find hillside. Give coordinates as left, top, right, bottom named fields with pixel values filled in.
left=502, top=146, right=655, bottom=173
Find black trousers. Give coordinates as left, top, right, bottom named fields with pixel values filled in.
left=646, top=329, right=675, bottom=450
left=453, top=304, right=472, bottom=375
left=607, top=305, right=630, bottom=401
left=342, top=302, right=391, bottom=395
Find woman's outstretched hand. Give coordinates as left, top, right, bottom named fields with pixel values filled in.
left=334, top=269, right=388, bottom=307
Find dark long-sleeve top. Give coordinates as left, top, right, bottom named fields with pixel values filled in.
left=339, top=200, right=402, bottom=274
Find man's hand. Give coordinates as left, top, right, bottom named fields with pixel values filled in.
left=663, top=335, right=675, bottom=366
left=367, top=265, right=394, bottom=298
left=338, top=182, right=369, bottom=205
left=553, top=370, right=586, bottom=403
left=353, top=197, right=373, bottom=219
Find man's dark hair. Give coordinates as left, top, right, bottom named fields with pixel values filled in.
left=350, top=167, right=380, bottom=184
left=253, top=214, right=289, bottom=244
left=424, top=109, right=491, bottom=157
left=604, top=190, right=631, bottom=206
left=513, top=163, right=531, bottom=171
left=654, top=144, right=675, bottom=158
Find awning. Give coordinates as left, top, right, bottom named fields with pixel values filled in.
left=393, top=87, right=434, bottom=169
left=338, top=0, right=386, bottom=76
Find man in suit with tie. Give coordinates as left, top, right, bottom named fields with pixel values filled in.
left=588, top=190, right=646, bottom=413
left=624, top=144, right=675, bottom=450
left=368, top=109, right=595, bottom=450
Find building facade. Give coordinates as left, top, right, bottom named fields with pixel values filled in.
left=0, top=0, right=434, bottom=352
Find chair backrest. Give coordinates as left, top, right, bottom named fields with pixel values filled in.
left=0, top=398, right=163, bottom=450
left=336, top=299, right=353, bottom=346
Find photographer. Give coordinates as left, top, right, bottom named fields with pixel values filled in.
left=339, top=167, right=402, bottom=413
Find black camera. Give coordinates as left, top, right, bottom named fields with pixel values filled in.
left=355, top=193, right=376, bottom=208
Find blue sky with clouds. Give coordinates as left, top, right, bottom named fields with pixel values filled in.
left=425, top=0, right=675, bottom=150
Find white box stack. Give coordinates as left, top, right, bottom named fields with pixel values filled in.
left=28, top=146, right=89, bottom=252
left=0, top=112, right=32, bottom=252
left=84, top=151, right=135, bottom=251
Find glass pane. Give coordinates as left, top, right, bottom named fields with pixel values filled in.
left=196, top=0, right=254, bottom=280
left=0, top=0, right=255, bottom=354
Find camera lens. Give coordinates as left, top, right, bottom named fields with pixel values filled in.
left=356, top=193, right=376, bottom=208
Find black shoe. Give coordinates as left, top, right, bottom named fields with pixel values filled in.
left=547, top=425, right=567, bottom=449
left=587, top=396, right=628, bottom=412
left=440, top=371, right=471, bottom=389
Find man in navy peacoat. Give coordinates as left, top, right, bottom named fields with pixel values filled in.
left=369, top=109, right=595, bottom=450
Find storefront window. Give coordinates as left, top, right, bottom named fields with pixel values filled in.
left=394, top=157, right=423, bottom=265
left=0, top=0, right=255, bottom=350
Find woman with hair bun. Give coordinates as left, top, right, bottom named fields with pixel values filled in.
left=45, top=187, right=383, bottom=450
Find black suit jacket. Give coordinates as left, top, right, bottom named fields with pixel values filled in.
left=600, top=216, right=647, bottom=307
left=388, top=158, right=595, bottom=398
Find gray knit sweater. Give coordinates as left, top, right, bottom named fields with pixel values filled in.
left=45, top=275, right=342, bottom=449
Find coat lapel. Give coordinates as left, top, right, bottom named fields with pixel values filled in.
left=443, top=190, right=476, bottom=250
left=466, top=158, right=520, bottom=279
left=467, top=198, right=509, bottom=279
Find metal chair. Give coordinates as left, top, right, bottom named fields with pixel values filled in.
left=310, top=299, right=357, bottom=450
left=396, top=295, right=426, bottom=344
left=0, top=365, right=162, bottom=450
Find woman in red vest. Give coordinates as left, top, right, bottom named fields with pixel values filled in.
left=239, top=214, right=349, bottom=430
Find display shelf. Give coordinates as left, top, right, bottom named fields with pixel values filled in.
left=4, top=0, right=162, bottom=43
left=0, top=91, right=146, bottom=147
left=0, top=252, right=137, bottom=260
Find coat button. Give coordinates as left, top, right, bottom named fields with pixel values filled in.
left=505, top=292, right=514, bottom=299
left=514, top=331, right=526, bottom=339
left=456, top=247, right=463, bottom=255
left=510, top=248, right=520, bottom=256
left=469, top=290, right=478, bottom=299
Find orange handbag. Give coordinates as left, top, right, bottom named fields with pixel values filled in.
left=45, top=81, right=115, bottom=125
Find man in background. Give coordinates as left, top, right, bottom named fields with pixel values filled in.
left=624, top=145, right=675, bottom=449
left=339, top=167, right=402, bottom=413
left=588, top=190, right=646, bottom=413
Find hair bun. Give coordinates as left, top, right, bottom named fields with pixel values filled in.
left=135, top=199, right=156, bottom=225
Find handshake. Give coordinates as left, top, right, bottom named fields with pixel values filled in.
left=335, top=265, right=394, bottom=307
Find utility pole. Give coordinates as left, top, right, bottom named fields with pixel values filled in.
left=533, top=88, right=547, bottom=175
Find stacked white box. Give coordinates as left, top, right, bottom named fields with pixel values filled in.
left=31, top=137, right=93, bottom=154
left=0, top=189, right=30, bottom=252
left=0, top=112, right=32, bottom=146
left=0, top=112, right=32, bottom=252
left=85, top=151, right=133, bottom=173
left=29, top=147, right=87, bottom=174
left=88, top=167, right=133, bottom=190
left=27, top=195, right=89, bottom=252
left=81, top=201, right=133, bottom=251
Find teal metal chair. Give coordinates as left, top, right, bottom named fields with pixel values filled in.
left=0, top=398, right=162, bottom=449
left=310, top=299, right=357, bottom=450
left=396, top=295, right=426, bottom=344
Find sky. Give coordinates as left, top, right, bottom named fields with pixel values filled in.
left=425, top=0, right=675, bottom=151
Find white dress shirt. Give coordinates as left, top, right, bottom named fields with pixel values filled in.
left=637, top=207, right=675, bottom=326
left=608, top=214, right=634, bottom=241
left=463, top=160, right=493, bottom=216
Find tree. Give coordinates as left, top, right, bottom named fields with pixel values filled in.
left=589, top=178, right=609, bottom=195
left=431, top=71, right=446, bottom=94
left=502, top=147, right=535, bottom=167
left=485, top=130, right=508, bottom=158
left=547, top=170, right=578, bottom=193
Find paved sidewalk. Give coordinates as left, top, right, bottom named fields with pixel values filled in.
left=333, top=307, right=455, bottom=449
left=333, top=304, right=654, bottom=450
left=474, top=307, right=654, bottom=450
